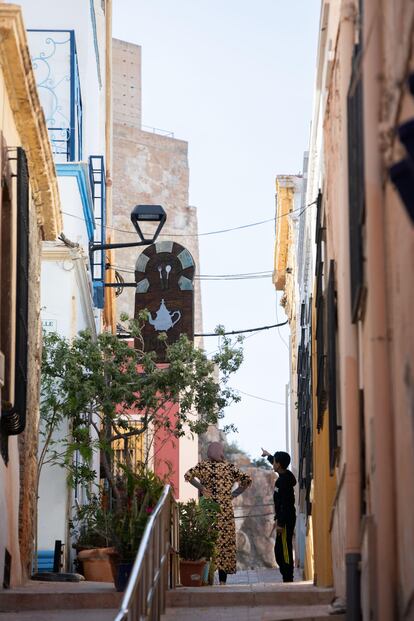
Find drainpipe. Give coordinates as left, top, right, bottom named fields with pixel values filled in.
left=104, top=0, right=115, bottom=332
left=105, top=0, right=112, bottom=216
left=362, top=1, right=396, bottom=619
left=337, top=3, right=362, bottom=619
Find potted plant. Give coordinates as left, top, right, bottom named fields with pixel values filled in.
left=70, top=496, right=118, bottom=582
left=178, top=498, right=220, bottom=587
left=71, top=466, right=164, bottom=590
left=105, top=466, right=164, bottom=591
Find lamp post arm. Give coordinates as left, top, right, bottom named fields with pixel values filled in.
left=90, top=240, right=150, bottom=252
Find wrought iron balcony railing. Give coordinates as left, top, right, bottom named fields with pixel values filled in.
left=28, top=30, right=83, bottom=162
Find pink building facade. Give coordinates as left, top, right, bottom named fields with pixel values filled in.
left=308, top=1, right=414, bottom=618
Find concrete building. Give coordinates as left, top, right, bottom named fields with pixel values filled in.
left=15, top=0, right=113, bottom=571
left=0, top=4, right=61, bottom=585
left=285, top=1, right=414, bottom=619
left=111, top=39, right=202, bottom=501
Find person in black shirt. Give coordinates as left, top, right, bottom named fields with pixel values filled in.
left=262, top=449, right=297, bottom=582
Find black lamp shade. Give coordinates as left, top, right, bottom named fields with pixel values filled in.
left=389, top=158, right=414, bottom=224
left=130, top=205, right=166, bottom=242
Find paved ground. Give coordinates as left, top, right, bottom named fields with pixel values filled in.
left=0, top=568, right=340, bottom=621
left=222, top=567, right=303, bottom=585
left=162, top=605, right=341, bottom=621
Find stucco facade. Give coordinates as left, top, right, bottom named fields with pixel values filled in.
left=17, top=0, right=112, bottom=571
left=0, top=5, right=61, bottom=586
left=294, top=1, right=414, bottom=618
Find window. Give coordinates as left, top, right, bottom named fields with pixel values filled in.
left=297, top=297, right=313, bottom=517
left=327, top=260, right=340, bottom=473
left=347, top=44, right=365, bottom=321
left=315, top=191, right=327, bottom=430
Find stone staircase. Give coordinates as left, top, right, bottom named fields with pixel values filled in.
left=0, top=580, right=121, bottom=620
left=162, top=582, right=345, bottom=621
left=0, top=575, right=345, bottom=621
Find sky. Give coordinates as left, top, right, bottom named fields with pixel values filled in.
left=113, top=0, right=320, bottom=459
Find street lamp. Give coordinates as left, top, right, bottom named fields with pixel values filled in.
left=130, top=204, right=166, bottom=243
left=89, top=204, right=167, bottom=289
left=90, top=204, right=166, bottom=253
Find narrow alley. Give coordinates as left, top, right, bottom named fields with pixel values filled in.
left=0, top=1, right=413, bottom=621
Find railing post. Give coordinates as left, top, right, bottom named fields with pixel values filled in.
left=114, top=485, right=176, bottom=621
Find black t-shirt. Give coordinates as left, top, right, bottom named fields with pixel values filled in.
left=273, top=470, right=296, bottom=526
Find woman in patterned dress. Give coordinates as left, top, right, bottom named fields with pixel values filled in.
left=184, top=442, right=252, bottom=584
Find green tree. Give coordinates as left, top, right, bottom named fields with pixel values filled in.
left=39, top=321, right=243, bottom=507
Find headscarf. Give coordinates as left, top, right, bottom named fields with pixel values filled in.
left=207, top=442, right=225, bottom=462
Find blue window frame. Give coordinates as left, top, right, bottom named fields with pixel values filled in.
left=27, top=29, right=83, bottom=162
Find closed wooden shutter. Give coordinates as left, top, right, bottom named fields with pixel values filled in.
left=297, top=297, right=313, bottom=517
left=327, top=260, right=339, bottom=473
left=1, top=147, right=29, bottom=436
left=347, top=44, right=365, bottom=321
left=315, top=190, right=327, bottom=430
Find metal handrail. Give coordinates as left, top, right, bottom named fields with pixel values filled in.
left=114, top=484, right=179, bottom=621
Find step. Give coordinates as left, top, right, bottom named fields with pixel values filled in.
left=161, top=606, right=344, bottom=621
left=0, top=581, right=122, bottom=612
left=0, top=609, right=118, bottom=621
left=166, top=583, right=334, bottom=608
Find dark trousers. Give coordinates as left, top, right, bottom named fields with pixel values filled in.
left=274, top=519, right=295, bottom=582
left=218, top=569, right=227, bottom=583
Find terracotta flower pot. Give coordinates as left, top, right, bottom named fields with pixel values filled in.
left=77, top=547, right=119, bottom=582
left=179, top=559, right=206, bottom=587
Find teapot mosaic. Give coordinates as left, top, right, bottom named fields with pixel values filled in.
left=148, top=299, right=181, bottom=331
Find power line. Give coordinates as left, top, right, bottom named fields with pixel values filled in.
left=195, top=320, right=288, bottom=337
left=116, top=320, right=288, bottom=340
left=61, top=199, right=316, bottom=239
left=234, top=388, right=285, bottom=406
left=275, top=293, right=289, bottom=351
left=234, top=512, right=274, bottom=519
left=111, top=264, right=273, bottom=281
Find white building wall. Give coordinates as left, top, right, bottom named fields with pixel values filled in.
left=179, top=429, right=198, bottom=503
left=19, top=0, right=106, bottom=158
left=39, top=246, right=98, bottom=555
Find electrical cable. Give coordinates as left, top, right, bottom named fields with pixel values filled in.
left=61, top=198, right=316, bottom=239
left=194, top=320, right=288, bottom=337
left=275, top=293, right=289, bottom=351
left=114, top=269, right=124, bottom=297
left=116, top=320, right=288, bottom=340
left=109, top=264, right=273, bottom=280
left=234, top=512, right=274, bottom=519
left=234, top=388, right=285, bottom=406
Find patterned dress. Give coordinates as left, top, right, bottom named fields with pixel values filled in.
left=184, top=460, right=252, bottom=573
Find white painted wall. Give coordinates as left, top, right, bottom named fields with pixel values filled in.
left=39, top=248, right=98, bottom=554
left=179, top=431, right=198, bottom=502
left=19, top=0, right=106, bottom=158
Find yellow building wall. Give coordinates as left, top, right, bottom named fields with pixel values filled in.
left=304, top=516, right=314, bottom=581
left=274, top=180, right=294, bottom=290
left=311, top=300, right=336, bottom=587
left=112, top=420, right=145, bottom=473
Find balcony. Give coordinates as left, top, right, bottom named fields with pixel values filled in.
left=28, top=30, right=83, bottom=162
